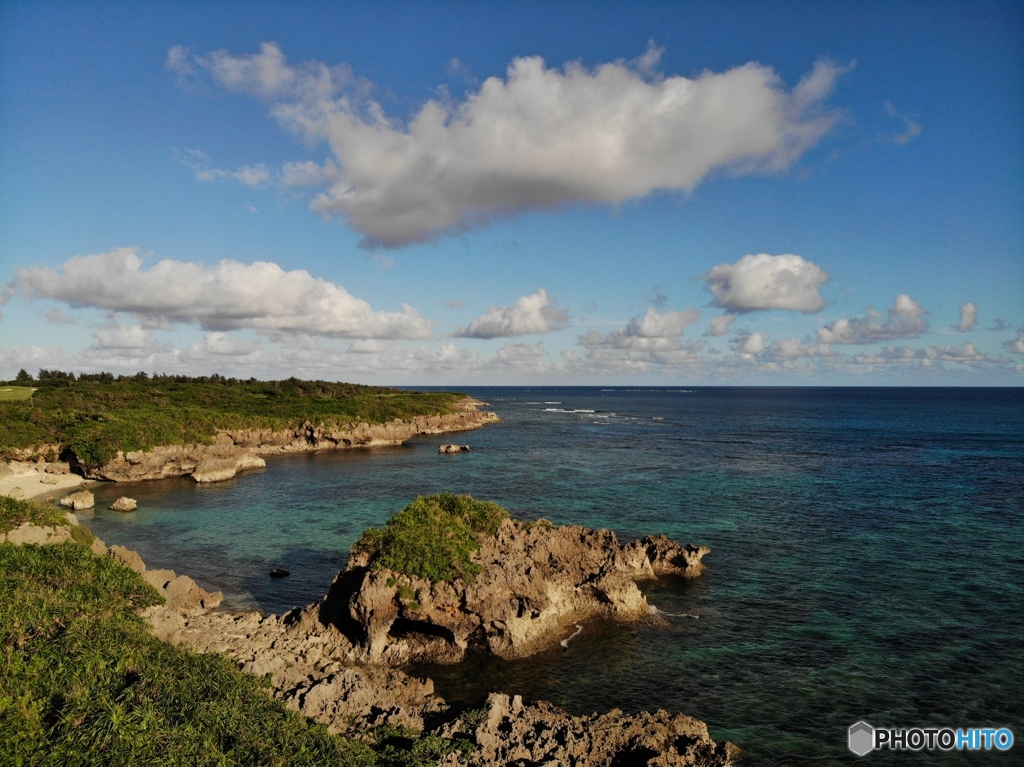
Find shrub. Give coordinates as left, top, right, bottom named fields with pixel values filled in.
left=354, top=494, right=508, bottom=583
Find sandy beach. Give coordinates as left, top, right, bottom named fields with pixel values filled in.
left=0, top=461, right=91, bottom=502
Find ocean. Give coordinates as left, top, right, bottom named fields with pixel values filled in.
left=79, top=387, right=1024, bottom=765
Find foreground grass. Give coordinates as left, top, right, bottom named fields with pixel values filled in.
left=0, top=374, right=464, bottom=468
left=0, top=386, right=35, bottom=401
left=0, top=499, right=471, bottom=766
left=355, top=493, right=508, bottom=583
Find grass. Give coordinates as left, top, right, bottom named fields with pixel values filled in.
left=0, top=386, right=35, bottom=401
left=354, top=493, right=508, bottom=583
left=0, top=497, right=473, bottom=766
left=0, top=373, right=466, bottom=469
left=0, top=495, right=69, bottom=534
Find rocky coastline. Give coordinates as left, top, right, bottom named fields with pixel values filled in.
left=5, top=505, right=738, bottom=765
left=139, top=510, right=735, bottom=765
left=81, top=397, right=500, bottom=483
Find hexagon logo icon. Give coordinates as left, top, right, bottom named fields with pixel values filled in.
left=849, top=721, right=875, bottom=756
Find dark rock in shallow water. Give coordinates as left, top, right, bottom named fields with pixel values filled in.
left=270, top=568, right=290, bottom=579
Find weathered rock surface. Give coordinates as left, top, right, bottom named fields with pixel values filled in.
left=0, top=520, right=73, bottom=545
left=106, top=544, right=223, bottom=614
left=320, top=519, right=711, bottom=665
left=439, top=444, right=471, bottom=453
left=60, top=489, right=94, bottom=510
left=439, top=693, right=738, bottom=767
left=8, top=486, right=25, bottom=498
left=80, top=398, right=498, bottom=483
left=110, top=496, right=138, bottom=512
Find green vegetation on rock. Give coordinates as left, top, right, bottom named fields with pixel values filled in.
left=0, top=372, right=464, bottom=468
left=355, top=493, right=508, bottom=583
left=0, top=496, right=472, bottom=766
left=0, top=495, right=69, bottom=533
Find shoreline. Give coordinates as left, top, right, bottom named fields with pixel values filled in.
left=2, top=397, right=498, bottom=500
left=2, top=493, right=739, bottom=765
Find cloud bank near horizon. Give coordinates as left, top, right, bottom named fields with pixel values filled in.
left=13, top=248, right=432, bottom=340
left=169, top=42, right=849, bottom=247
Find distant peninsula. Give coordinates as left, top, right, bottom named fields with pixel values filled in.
left=0, top=371, right=498, bottom=485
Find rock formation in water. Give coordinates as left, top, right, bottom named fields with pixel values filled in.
left=319, top=518, right=710, bottom=665
left=82, top=398, right=498, bottom=483
left=59, top=489, right=95, bottom=510
left=439, top=444, right=471, bottom=453
left=110, top=496, right=137, bottom=512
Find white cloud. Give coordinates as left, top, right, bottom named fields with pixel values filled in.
left=45, top=308, right=76, bottom=325
left=765, top=337, right=832, bottom=361
left=456, top=289, right=569, bottom=339
left=14, top=248, right=432, bottom=340
left=178, top=149, right=271, bottom=188
left=177, top=42, right=848, bottom=247
left=737, top=331, right=769, bottom=355
left=956, top=301, right=978, bottom=332
left=495, top=340, right=547, bottom=365
left=884, top=102, right=922, bottom=146
left=817, top=294, right=928, bottom=344
left=579, top=307, right=700, bottom=351
left=1005, top=330, right=1024, bottom=355
left=706, top=253, right=829, bottom=313
left=90, top=324, right=169, bottom=356
left=706, top=314, right=735, bottom=336
left=853, top=342, right=994, bottom=365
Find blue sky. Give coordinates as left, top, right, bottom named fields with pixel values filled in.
left=1, top=0, right=1021, bottom=385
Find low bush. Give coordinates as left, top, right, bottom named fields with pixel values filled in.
left=354, top=493, right=508, bottom=583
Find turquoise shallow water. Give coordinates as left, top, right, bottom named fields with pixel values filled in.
left=80, top=387, right=1024, bottom=765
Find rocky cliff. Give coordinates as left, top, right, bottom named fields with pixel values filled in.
left=321, top=517, right=710, bottom=665
left=143, top=515, right=730, bottom=765
left=82, top=398, right=499, bottom=482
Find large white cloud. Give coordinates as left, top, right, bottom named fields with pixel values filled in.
left=173, top=42, right=848, bottom=247
left=817, top=294, right=928, bottom=344
left=14, top=248, right=431, bottom=340
left=706, top=253, right=829, bottom=313
left=456, top=289, right=569, bottom=339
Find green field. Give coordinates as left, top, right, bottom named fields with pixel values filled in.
left=0, top=373, right=465, bottom=468
left=0, top=386, right=35, bottom=401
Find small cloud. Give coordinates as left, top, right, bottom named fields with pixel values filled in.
left=441, top=299, right=466, bottom=310
left=45, top=308, right=76, bottom=325
left=371, top=253, right=394, bottom=270
left=884, top=102, right=922, bottom=145
left=706, top=314, right=735, bottom=337
left=955, top=301, right=978, bottom=332
left=456, top=289, right=569, bottom=339
left=1005, top=328, right=1024, bottom=355
left=988, top=318, right=1010, bottom=332
left=176, top=148, right=271, bottom=188
left=648, top=283, right=668, bottom=309
left=817, top=294, right=928, bottom=344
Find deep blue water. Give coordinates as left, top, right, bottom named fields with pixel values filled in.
left=79, top=387, right=1024, bottom=765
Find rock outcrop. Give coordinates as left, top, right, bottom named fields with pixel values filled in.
left=81, top=398, right=499, bottom=483
left=439, top=693, right=739, bottom=767
left=100, top=543, right=223, bottom=615
left=320, top=519, right=710, bottom=665
left=110, top=496, right=138, bottom=512
left=439, top=444, right=471, bottom=453
left=132, top=511, right=731, bottom=764
left=60, top=489, right=95, bottom=510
